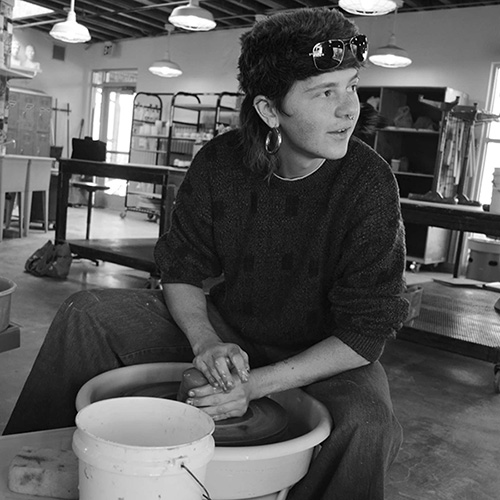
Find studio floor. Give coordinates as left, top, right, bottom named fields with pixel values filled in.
left=1, top=206, right=500, bottom=500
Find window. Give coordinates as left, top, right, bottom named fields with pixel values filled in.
left=478, top=63, right=500, bottom=205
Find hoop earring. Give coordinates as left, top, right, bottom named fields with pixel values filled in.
left=265, top=127, right=282, bottom=155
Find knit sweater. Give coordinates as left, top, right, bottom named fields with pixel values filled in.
left=154, top=129, right=409, bottom=362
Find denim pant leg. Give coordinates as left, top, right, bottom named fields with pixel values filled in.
left=286, top=361, right=403, bottom=500
left=3, top=288, right=193, bottom=435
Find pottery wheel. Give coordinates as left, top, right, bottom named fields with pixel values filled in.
left=121, top=381, right=180, bottom=400
left=120, top=382, right=289, bottom=447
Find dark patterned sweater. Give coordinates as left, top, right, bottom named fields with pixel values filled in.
left=154, top=129, right=408, bottom=362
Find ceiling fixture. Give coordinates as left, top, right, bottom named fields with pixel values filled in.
left=49, top=0, right=90, bottom=43
left=368, top=34, right=411, bottom=67
left=368, top=9, right=411, bottom=68
left=149, top=25, right=182, bottom=78
left=168, top=0, right=216, bottom=31
left=339, top=0, right=403, bottom=16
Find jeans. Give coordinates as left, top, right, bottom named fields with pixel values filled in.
left=4, top=288, right=402, bottom=500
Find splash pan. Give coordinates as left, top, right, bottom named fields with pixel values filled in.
left=76, top=362, right=332, bottom=500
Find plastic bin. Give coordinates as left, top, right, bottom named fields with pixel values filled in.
left=466, top=238, right=500, bottom=282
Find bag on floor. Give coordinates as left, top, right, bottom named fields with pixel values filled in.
left=24, top=240, right=72, bottom=279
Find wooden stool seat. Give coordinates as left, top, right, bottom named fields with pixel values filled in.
left=71, top=182, right=109, bottom=239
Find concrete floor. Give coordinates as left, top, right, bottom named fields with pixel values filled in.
left=1, top=206, right=500, bottom=500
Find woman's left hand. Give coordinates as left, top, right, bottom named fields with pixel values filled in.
left=185, top=371, right=255, bottom=421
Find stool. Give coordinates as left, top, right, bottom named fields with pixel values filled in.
left=23, top=157, right=55, bottom=236
left=71, top=181, right=109, bottom=239
left=0, top=156, right=30, bottom=241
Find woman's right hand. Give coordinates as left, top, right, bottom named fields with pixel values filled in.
left=192, top=340, right=250, bottom=392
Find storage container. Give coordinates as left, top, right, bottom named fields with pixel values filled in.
left=466, top=238, right=500, bottom=282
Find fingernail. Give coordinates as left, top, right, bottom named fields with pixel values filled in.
left=186, top=399, right=193, bottom=405
left=188, top=390, right=195, bottom=397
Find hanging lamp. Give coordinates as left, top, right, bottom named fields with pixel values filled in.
left=50, top=0, right=90, bottom=44
left=168, top=0, right=216, bottom=31
left=149, top=25, right=183, bottom=78
left=368, top=9, right=411, bottom=68
left=339, top=0, right=403, bottom=16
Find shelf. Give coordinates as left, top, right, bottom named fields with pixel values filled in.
left=169, top=151, right=192, bottom=156
left=171, top=136, right=197, bottom=141
left=127, top=191, right=162, bottom=199
left=0, top=65, right=33, bottom=79
left=219, top=106, right=238, bottom=113
left=133, top=119, right=159, bottom=124
left=133, top=134, right=169, bottom=139
left=395, top=172, right=433, bottom=178
left=130, top=147, right=166, bottom=154
left=380, top=126, right=439, bottom=134
left=174, top=103, right=217, bottom=112
left=172, top=120, right=199, bottom=128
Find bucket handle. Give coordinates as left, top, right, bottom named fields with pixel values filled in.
left=181, top=463, right=212, bottom=500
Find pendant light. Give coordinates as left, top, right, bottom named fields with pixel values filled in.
left=368, top=9, right=411, bottom=68
left=149, top=25, right=182, bottom=78
left=339, top=0, right=403, bottom=16
left=168, top=0, right=216, bottom=32
left=50, top=0, right=90, bottom=44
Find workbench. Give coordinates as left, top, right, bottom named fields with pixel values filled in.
left=399, top=198, right=500, bottom=391
left=55, top=159, right=186, bottom=276
left=400, top=198, right=500, bottom=276
left=400, top=198, right=500, bottom=236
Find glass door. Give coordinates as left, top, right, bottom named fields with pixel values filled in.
left=90, top=70, right=137, bottom=199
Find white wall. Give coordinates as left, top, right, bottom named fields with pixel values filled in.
left=11, top=4, right=500, bottom=153
left=10, top=28, right=88, bottom=153
left=354, top=6, right=500, bottom=105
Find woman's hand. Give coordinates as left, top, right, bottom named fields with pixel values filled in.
left=186, top=371, right=255, bottom=421
left=192, top=340, right=250, bottom=392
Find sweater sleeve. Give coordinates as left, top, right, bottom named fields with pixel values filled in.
left=154, top=143, right=223, bottom=288
left=327, top=148, right=409, bottom=361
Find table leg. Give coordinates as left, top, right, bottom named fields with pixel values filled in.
left=453, top=230, right=465, bottom=278
left=85, top=191, right=93, bottom=240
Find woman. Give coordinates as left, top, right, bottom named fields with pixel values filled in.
left=5, top=8, right=408, bottom=499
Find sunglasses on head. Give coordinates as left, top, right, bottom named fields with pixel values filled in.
left=310, top=34, right=368, bottom=71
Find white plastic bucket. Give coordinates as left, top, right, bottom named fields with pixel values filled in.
left=466, top=238, right=500, bottom=282
left=0, top=277, right=16, bottom=333
left=72, top=397, right=215, bottom=500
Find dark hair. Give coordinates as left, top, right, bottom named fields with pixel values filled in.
left=237, top=8, right=362, bottom=178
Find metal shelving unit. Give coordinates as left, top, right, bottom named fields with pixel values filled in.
left=124, top=92, right=172, bottom=221
left=358, top=85, right=469, bottom=266
left=124, top=90, right=242, bottom=224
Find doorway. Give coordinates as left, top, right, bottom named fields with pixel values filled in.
left=90, top=69, right=137, bottom=205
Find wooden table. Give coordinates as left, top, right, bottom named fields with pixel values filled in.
left=399, top=199, right=500, bottom=389
left=0, top=324, right=20, bottom=353
left=55, top=159, right=187, bottom=277
left=400, top=199, right=500, bottom=276
left=400, top=198, right=500, bottom=237
left=0, top=427, right=74, bottom=500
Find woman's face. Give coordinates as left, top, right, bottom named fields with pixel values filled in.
left=276, top=67, right=360, bottom=165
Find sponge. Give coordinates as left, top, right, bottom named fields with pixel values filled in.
left=8, top=446, right=78, bottom=499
